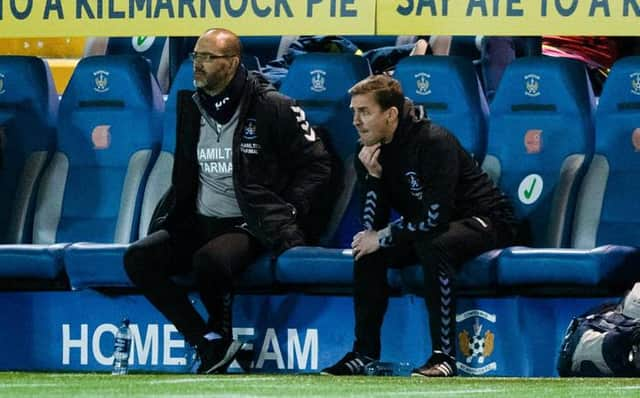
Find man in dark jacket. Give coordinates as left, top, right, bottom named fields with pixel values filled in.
left=124, top=28, right=331, bottom=374
left=321, top=74, right=517, bottom=377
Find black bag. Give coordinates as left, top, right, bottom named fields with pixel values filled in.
left=557, top=284, right=640, bottom=377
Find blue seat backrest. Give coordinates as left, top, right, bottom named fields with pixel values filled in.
left=394, top=55, right=489, bottom=161
left=138, top=58, right=195, bottom=237
left=33, top=55, right=163, bottom=244
left=572, top=56, right=640, bottom=248
left=280, top=53, right=371, bottom=247
left=484, top=56, right=595, bottom=248
left=0, top=56, right=58, bottom=243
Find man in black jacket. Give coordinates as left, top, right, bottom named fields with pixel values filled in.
left=124, top=28, right=331, bottom=374
left=321, top=74, right=517, bottom=377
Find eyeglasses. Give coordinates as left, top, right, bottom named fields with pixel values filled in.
left=189, top=52, right=236, bottom=63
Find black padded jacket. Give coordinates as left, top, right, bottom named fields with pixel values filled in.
left=164, top=72, right=332, bottom=255
left=357, top=100, right=517, bottom=246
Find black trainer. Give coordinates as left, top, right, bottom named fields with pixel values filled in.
left=321, top=352, right=376, bottom=375
left=411, top=352, right=457, bottom=377
left=196, top=338, right=243, bottom=374
left=630, top=328, right=640, bottom=371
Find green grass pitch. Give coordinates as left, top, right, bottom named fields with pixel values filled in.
left=1, top=373, right=639, bottom=397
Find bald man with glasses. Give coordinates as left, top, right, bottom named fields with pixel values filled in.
left=124, top=28, right=332, bottom=374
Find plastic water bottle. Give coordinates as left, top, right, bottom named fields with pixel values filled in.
left=364, top=360, right=412, bottom=376
left=112, top=318, right=131, bottom=375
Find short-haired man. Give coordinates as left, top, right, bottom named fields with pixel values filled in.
left=322, top=74, right=517, bottom=377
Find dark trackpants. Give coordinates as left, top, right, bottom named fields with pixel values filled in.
left=352, top=216, right=516, bottom=359
left=124, top=215, right=264, bottom=346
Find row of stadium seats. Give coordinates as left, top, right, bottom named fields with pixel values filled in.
left=0, top=53, right=639, bottom=295
left=5, top=35, right=413, bottom=94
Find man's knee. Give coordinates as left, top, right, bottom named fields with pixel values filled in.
left=416, top=241, right=456, bottom=276
left=354, top=252, right=381, bottom=272
left=353, top=252, right=388, bottom=286
left=417, top=240, right=452, bottom=265
left=192, top=249, right=231, bottom=280
left=123, top=241, right=162, bottom=283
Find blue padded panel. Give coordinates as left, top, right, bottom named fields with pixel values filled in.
left=275, top=246, right=401, bottom=288
left=401, top=249, right=502, bottom=291
left=394, top=56, right=488, bottom=160
left=0, top=244, right=66, bottom=279
left=106, top=37, right=167, bottom=79
left=55, top=55, right=163, bottom=243
left=488, top=56, right=595, bottom=247
left=498, top=245, right=640, bottom=287
left=64, top=244, right=273, bottom=290
left=0, top=56, right=58, bottom=243
left=591, top=56, right=640, bottom=247
left=276, top=247, right=354, bottom=285
left=164, top=58, right=195, bottom=154
left=64, top=243, right=131, bottom=289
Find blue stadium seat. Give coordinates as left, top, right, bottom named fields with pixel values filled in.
left=401, top=56, right=596, bottom=293
left=276, top=53, right=371, bottom=286
left=394, top=55, right=489, bottom=161
left=63, top=59, right=274, bottom=289
left=0, top=55, right=163, bottom=281
left=498, top=56, right=640, bottom=290
left=0, top=56, right=58, bottom=244
left=484, top=56, right=595, bottom=248
left=43, top=55, right=163, bottom=243
left=63, top=57, right=187, bottom=290
left=576, top=56, right=640, bottom=249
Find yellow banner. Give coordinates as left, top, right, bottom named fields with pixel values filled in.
left=0, top=0, right=375, bottom=37
left=377, top=0, right=640, bottom=36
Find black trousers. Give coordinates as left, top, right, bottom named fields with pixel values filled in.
left=352, top=216, right=516, bottom=360
left=124, top=215, right=264, bottom=346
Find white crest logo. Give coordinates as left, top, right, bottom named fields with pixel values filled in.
left=0, top=73, right=5, bottom=95
left=630, top=72, right=640, bottom=96
left=405, top=171, right=424, bottom=200
left=93, top=70, right=110, bottom=93
left=415, top=72, right=431, bottom=96
left=243, top=119, right=257, bottom=140
left=524, top=74, right=540, bottom=97
left=310, top=70, right=326, bottom=93
left=456, top=309, right=497, bottom=375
